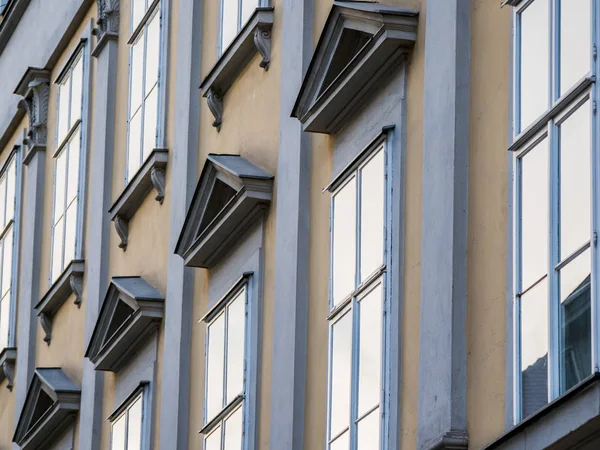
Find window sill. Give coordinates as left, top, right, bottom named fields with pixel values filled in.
left=200, top=7, right=274, bottom=131
left=483, top=373, right=600, bottom=450
left=0, top=347, right=16, bottom=390
left=35, top=259, right=85, bottom=345
left=108, top=148, right=168, bottom=251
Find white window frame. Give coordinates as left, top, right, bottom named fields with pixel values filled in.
left=126, top=0, right=164, bottom=184
left=50, top=43, right=89, bottom=285
left=200, top=276, right=251, bottom=450
left=217, top=0, right=267, bottom=56
left=0, top=148, right=22, bottom=351
left=109, top=386, right=150, bottom=450
left=511, top=0, right=599, bottom=424
left=326, top=139, right=391, bottom=450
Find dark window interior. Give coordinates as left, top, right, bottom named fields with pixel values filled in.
left=29, top=390, right=54, bottom=429
left=319, top=28, right=372, bottom=95
left=105, top=300, right=135, bottom=343
left=198, top=178, right=237, bottom=236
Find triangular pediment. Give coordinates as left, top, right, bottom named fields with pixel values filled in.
left=85, top=277, right=164, bottom=372
left=175, top=154, right=274, bottom=269
left=13, top=368, right=80, bottom=450
left=292, top=1, right=418, bottom=134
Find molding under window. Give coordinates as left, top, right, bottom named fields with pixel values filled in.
left=35, top=259, right=85, bottom=344
left=0, top=347, right=16, bottom=390
left=200, top=7, right=274, bottom=132
left=108, top=149, right=168, bottom=251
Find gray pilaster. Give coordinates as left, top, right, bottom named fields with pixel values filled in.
left=268, top=0, right=313, bottom=448
left=417, top=1, right=471, bottom=449
left=157, top=0, right=201, bottom=447
left=13, top=143, right=45, bottom=439
left=77, top=32, right=119, bottom=450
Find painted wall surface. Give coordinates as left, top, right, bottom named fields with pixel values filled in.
left=466, top=1, right=511, bottom=448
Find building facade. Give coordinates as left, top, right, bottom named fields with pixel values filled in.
left=0, top=0, right=596, bottom=449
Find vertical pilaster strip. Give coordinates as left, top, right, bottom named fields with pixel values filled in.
left=417, top=1, right=471, bottom=449
left=268, top=0, right=313, bottom=448
left=158, top=0, right=201, bottom=447
left=77, top=7, right=119, bottom=448
left=13, top=143, right=45, bottom=433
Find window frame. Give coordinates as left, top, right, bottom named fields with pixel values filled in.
left=200, top=276, right=251, bottom=450
left=50, top=39, right=90, bottom=286
left=125, top=0, right=164, bottom=184
left=217, top=0, right=268, bottom=57
left=109, top=386, right=150, bottom=450
left=511, top=0, right=599, bottom=424
left=325, top=138, right=391, bottom=450
left=0, top=147, right=22, bottom=351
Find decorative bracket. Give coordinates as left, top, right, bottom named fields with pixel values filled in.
left=151, top=167, right=165, bottom=204
left=115, top=215, right=129, bottom=250
left=254, top=24, right=271, bottom=70
left=70, top=273, right=84, bottom=307
left=2, top=359, right=15, bottom=391
left=15, top=68, right=51, bottom=157
left=207, top=90, right=223, bottom=132
left=93, top=0, right=120, bottom=38
left=0, top=348, right=16, bottom=391
left=40, top=313, right=52, bottom=345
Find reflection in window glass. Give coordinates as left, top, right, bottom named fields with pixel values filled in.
left=110, top=393, right=145, bottom=450
left=357, top=409, right=380, bottom=450
left=560, top=249, right=591, bottom=394
left=205, top=428, right=222, bottom=450
left=358, top=285, right=382, bottom=416
left=223, top=407, right=243, bottom=450
left=560, top=0, right=591, bottom=95
left=559, top=103, right=590, bottom=258
left=333, top=178, right=356, bottom=305
left=226, top=292, right=246, bottom=403
left=111, top=414, right=126, bottom=450
left=330, top=311, right=352, bottom=439
left=207, top=313, right=225, bottom=421
left=360, top=149, right=384, bottom=281
left=521, top=279, right=549, bottom=419
left=520, top=138, right=549, bottom=289
left=330, top=431, right=349, bottom=450
left=221, top=0, right=239, bottom=51
left=519, top=0, right=549, bottom=131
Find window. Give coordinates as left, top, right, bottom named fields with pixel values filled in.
left=219, top=0, right=259, bottom=53
left=202, top=284, right=247, bottom=450
left=52, top=50, right=84, bottom=283
left=327, top=145, right=387, bottom=450
left=0, top=153, right=17, bottom=351
left=513, top=0, right=595, bottom=423
left=127, top=0, right=161, bottom=181
left=110, top=392, right=145, bottom=450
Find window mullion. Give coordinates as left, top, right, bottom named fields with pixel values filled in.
left=350, top=298, right=359, bottom=450
left=592, top=0, right=600, bottom=374
left=223, top=305, right=229, bottom=412
left=551, top=0, right=560, bottom=103
left=61, top=144, right=70, bottom=273
left=140, top=25, right=148, bottom=167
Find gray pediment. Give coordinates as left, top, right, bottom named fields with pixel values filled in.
left=175, top=154, right=274, bottom=269
left=292, top=1, right=418, bottom=134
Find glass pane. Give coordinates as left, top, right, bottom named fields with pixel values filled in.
left=54, top=152, right=67, bottom=217
left=226, top=290, right=246, bottom=403
left=520, top=138, right=549, bottom=289
left=0, top=176, right=5, bottom=227
left=70, top=56, right=83, bottom=124
left=52, top=217, right=64, bottom=282
left=560, top=0, right=591, bottom=95
left=207, top=313, right=225, bottom=421
left=360, top=149, right=384, bottom=281
left=145, top=12, right=160, bottom=95
left=357, top=409, right=380, bottom=450
left=223, top=406, right=243, bottom=450
left=221, top=0, right=239, bottom=51
left=5, top=159, right=15, bottom=223
left=560, top=103, right=590, bottom=258
left=67, top=129, right=81, bottom=204
left=127, top=397, right=143, bottom=450
left=0, top=294, right=9, bottom=350
left=205, top=427, right=222, bottom=450
left=358, top=284, right=382, bottom=416
left=111, top=414, right=127, bottom=450
left=1, top=227, right=12, bottom=297
left=333, top=178, right=356, bottom=305
left=520, top=279, right=549, bottom=419
left=241, top=0, right=257, bottom=26
left=520, top=0, right=550, bottom=131
left=130, top=36, right=144, bottom=114
left=128, top=111, right=142, bottom=178
left=132, top=0, right=146, bottom=30
left=330, top=431, right=349, bottom=450
left=560, top=249, right=591, bottom=393
left=330, top=311, right=352, bottom=438
left=64, top=201, right=78, bottom=264
left=143, top=86, right=158, bottom=162
left=57, top=81, right=70, bottom=144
